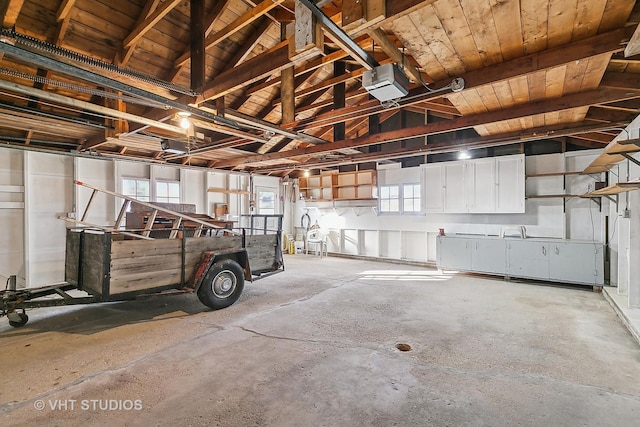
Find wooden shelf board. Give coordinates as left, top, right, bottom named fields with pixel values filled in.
left=526, top=194, right=584, bottom=199
left=525, top=171, right=584, bottom=178
left=582, top=182, right=640, bottom=197
left=583, top=138, right=640, bottom=174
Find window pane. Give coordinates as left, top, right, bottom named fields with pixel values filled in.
left=168, top=182, right=180, bottom=197
left=380, top=186, right=389, bottom=198
left=138, top=181, right=149, bottom=198
left=381, top=200, right=390, bottom=212
left=390, top=200, right=399, bottom=212
left=157, top=182, right=168, bottom=198
left=122, top=179, right=136, bottom=196
left=390, top=186, right=399, bottom=197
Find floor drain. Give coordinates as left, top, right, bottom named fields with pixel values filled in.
left=396, top=343, right=411, bottom=352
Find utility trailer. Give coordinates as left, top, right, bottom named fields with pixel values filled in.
left=1, top=181, right=284, bottom=328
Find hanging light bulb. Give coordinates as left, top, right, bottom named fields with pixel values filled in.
left=177, top=111, right=191, bottom=129
left=458, top=150, right=471, bottom=160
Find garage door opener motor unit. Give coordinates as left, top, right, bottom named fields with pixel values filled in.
left=362, top=63, right=410, bottom=102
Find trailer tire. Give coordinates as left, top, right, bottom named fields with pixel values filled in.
left=197, top=259, right=245, bottom=310
left=9, top=312, right=28, bottom=328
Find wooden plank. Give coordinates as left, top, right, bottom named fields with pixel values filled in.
left=547, top=0, right=578, bottom=49
left=521, top=0, right=549, bottom=55
left=600, top=0, right=635, bottom=33
left=281, top=66, right=296, bottom=124
left=432, top=0, right=484, bottom=72
left=490, top=0, right=524, bottom=61
left=111, top=254, right=183, bottom=276
left=110, top=271, right=182, bottom=294
left=123, top=0, right=181, bottom=48
left=111, top=238, right=182, bottom=259
left=174, top=0, right=284, bottom=68
left=1, top=0, right=25, bottom=27
left=410, top=5, right=466, bottom=76
left=545, top=65, right=567, bottom=98
left=342, top=0, right=366, bottom=27
left=458, top=0, right=503, bottom=67
left=367, top=28, right=424, bottom=83
left=572, top=0, right=608, bottom=41
left=391, top=14, right=448, bottom=80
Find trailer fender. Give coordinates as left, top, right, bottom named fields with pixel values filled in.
left=193, top=249, right=250, bottom=292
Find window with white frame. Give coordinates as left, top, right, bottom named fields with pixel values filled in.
left=122, top=178, right=150, bottom=202
left=257, top=189, right=276, bottom=214
left=403, top=183, right=421, bottom=213
left=379, top=185, right=400, bottom=213
left=156, top=181, right=180, bottom=204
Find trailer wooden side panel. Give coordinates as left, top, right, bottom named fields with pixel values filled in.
left=109, top=235, right=244, bottom=295
left=246, top=234, right=281, bottom=273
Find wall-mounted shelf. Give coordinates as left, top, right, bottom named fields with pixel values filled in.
left=299, top=170, right=377, bottom=202
left=583, top=137, right=640, bottom=174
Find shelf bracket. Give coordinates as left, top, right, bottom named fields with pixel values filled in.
left=621, top=152, right=640, bottom=168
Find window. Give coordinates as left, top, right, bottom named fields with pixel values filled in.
left=122, top=178, right=150, bottom=202
left=379, top=185, right=399, bottom=213
left=257, top=189, right=276, bottom=214
left=403, top=183, right=421, bottom=213
left=156, top=181, right=180, bottom=204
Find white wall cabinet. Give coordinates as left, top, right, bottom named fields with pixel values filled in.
left=424, top=163, right=444, bottom=212
left=437, top=235, right=604, bottom=286
left=424, top=154, right=524, bottom=214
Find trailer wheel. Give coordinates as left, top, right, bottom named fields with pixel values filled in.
left=8, top=312, right=29, bottom=328
left=197, top=259, right=245, bottom=310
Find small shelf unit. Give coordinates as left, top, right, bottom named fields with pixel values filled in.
left=299, top=170, right=377, bottom=202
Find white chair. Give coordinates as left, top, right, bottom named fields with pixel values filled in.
left=306, top=229, right=327, bottom=257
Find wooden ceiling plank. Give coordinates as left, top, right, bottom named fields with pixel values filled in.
left=458, top=0, right=503, bottom=67
left=580, top=53, right=614, bottom=90
left=123, top=0, right=181, bottom=49
left=1, top=0, right=25, bottom=28
left=174, top=0, right=284, bottom=68
left=572, top=0, right=608, bottom=41
left=56, top=0, right=76, bottom=21
left=431, top=0, right=484, bottom=72
left=521, top=0, right=549, bottom=55
left=599, top=0, right=635, bottom=33
left=223, top=18, right=273, bottom=70
left=547, top=0, right=578, bottom=49
left=490, top=0, right=525, bottom=61
left=410, top=5, right=466, bottom=76
left=215, top=87, right=640, bottom=167
left=367, top=28, right=424, bottom=83
left=116, top=0, right=161, bottom=66
left=391, top=14, right=448, bottom=81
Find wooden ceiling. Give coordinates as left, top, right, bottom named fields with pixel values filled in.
left=0, top=0, right=639, bottom=176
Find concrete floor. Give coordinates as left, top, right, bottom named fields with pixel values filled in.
left=2, top=255, right=640, bottom=426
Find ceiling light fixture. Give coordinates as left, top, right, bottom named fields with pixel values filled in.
left=458, top=150, right=471, bottom=160
left=177, top=111, right=191, bottom=129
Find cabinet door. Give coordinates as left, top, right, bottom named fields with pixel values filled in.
left=549, top=242, right=604, bottom=285
left=507, top=240, right=550, bottom=280
left=437, top=237, right=472, bottom=271
left=471, top=239, right=506, bottom=274
left=496, top=155, right=525, bottom=213
left=424, top=164, right=444, bottom=213
left=444, top=162, right=467, bottom=213
left=469, top=158, right=496, bottom=213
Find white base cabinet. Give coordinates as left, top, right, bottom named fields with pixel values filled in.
left=437, top=235, right=604, bottom=286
